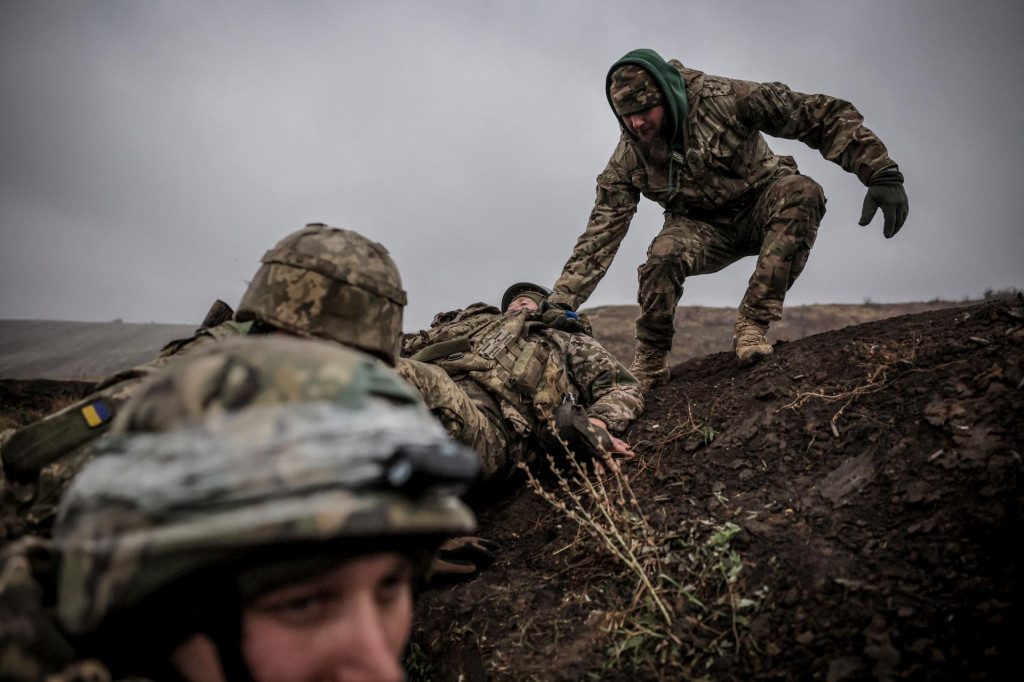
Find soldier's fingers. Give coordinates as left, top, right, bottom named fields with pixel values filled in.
left=600, top=453, right=620, bottom=475
left=858, top=194, right=878, bottom=226
left=895, top=205, right=908, bottom=232
left=882, top=206, right=897, bottom=238
left=610, top=436, right=634, bottom=456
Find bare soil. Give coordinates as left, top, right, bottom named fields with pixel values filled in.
left=411, top=296, right=1023, bottom=681
left=0, top=299, right=1019, bottom=681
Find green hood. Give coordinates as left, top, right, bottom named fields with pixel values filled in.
left=606, top=49, right=690, bottom=193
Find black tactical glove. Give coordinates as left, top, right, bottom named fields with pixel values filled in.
left=428, top=536, right=502, bottom=584
left=539, top=300, right=585, bottom=333
left=537, top=403, right=615, bottom=462
left=859, top=166, right=909, bottom=238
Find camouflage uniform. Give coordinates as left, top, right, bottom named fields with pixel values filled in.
left=0, top=222, right=406, bottom=538
left=550, top=54, right=899, bottom=352
left=1, top=335, right=477, bottom=681
left=399, top=303, right=643, bottom=480
left=0, top=320, right=252, bottom=538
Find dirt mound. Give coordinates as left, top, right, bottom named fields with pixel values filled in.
left=585, top=300, right=980, bottom=370
left=411, top=297, right=1023, bottom=680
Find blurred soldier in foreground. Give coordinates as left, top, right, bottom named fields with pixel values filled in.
left=547, top=49, right=910, bottom=387
left=0, top=223, right=407, bottom=536
left=398, top=282, right=643, bottom=483
left=1, top=335, right=478, bottom=681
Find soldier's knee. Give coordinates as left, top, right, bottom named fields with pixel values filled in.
left=785, top=175, right=827, bottom=215
left=638, top=252, right=689, bottom=286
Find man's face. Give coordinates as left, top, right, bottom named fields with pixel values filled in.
left=622, top=105, right=665, bottom=143
left=506, top=295, right=541, bottom=312
left=241, top=552, right=413, bottom=682
left=172, top=552, right=414, bottom=682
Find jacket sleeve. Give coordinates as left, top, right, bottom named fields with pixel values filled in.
left=565, top=334, right=643, bottom=433
left=733, top=79, right=897, bottom=185
left=549, top=141, right=641, bottom=311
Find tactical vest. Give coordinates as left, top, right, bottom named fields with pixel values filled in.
left=406, top=305, right=575, bottom=428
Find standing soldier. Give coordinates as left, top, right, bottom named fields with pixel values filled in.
left=398, top=282, right=643, bottom=483
left=547, top=48, right=909, bottom=388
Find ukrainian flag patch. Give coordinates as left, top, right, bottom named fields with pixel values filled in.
left=81, top=400, right=112, bottom=428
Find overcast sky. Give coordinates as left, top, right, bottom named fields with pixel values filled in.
left=1, top=0, right=1022, bottom=332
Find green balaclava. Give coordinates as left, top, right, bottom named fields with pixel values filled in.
left=606, top=48, right=690, bottom=193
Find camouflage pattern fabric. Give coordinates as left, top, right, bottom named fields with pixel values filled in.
left=0, top=540, right=144, bottom=681
left=52, top=334, right=476, bottom=636
left=0, top=321, right=251, bottom=540
left=396, top=358, right=515, bottom=480
left=608, top=64, right=663, bottom=116
left=400, top=306, right=643, bottom=479
left=236, top=223, right=407, bottom=365
left=636, top=173, right=826, bottom=349
left=0, top=537, right=77, bottom=680
left=550, top=60, right=898, bottom=348
left=55, top=400, right=476, bottom=635
left=112, top=335, right=422, bottom=434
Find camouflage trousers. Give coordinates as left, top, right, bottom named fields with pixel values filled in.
left=636, top=173, right=826, bottom=350
left=395, top=359, right=515, bottom=481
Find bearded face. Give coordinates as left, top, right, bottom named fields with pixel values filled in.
left=636, top=117, right=673, bottom=166
left=621, top=104, right=673, bottom=166
left=637, top=127, right=673, bottom=166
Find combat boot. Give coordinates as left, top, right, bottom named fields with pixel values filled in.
left=629, top=342, right=670, bottom=391
left=734, top=315, right=773, bottom=365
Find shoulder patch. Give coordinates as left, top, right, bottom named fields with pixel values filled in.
left=80, top=399, right=113, bottom=428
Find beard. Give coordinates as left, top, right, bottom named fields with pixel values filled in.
left=637, top=134, right=673, bottom=167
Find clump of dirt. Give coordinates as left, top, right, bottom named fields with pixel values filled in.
left=411, top=297, right=1022, bottom=681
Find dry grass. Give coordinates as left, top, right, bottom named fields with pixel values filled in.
left=521, top=431, right=764, bottom=678
left=781, top=337, right=922, bottom=433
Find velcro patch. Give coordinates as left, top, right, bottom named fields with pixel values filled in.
left=81, top=400, right=112, bottom=428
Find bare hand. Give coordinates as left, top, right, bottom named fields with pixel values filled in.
left=587, top=417, right=634, bottom=475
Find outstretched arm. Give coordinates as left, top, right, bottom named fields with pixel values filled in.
left=735, top=79, right=908, bottom=237
left=549, top=144, right=641, bottom=311
left=566, top=333, right=644, bottom=433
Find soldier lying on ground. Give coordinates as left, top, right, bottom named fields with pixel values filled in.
left=397, top=282, right=644, bottom=484
left=0, top=223, right=407, bottom=537
left=546, top=48, right=910, bottom=387
left=0, top=335, right=479, bottom=682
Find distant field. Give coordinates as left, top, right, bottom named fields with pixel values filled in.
left=0, top=320, right=195, bottom=380
left=0, top=300, right=986, bottom=381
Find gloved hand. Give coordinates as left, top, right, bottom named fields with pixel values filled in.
left=859, top=166, right=909, bottom=238
left=539, top=300, right=585, bottom=333
left=428, top=536, right=502, bottom=583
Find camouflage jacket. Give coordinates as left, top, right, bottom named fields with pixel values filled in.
left=402, top=304, right=643, bottom=436
left=0, top=538, right=153, bottom=682
left=550, top=60, right=898, bottom=310
left=0, top=320, right=253, bottom=539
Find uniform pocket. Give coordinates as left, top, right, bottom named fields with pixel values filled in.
left=509, top=344, right=548, bottom=394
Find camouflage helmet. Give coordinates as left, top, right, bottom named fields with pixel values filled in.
left=501, top=282, right=552, bottom=312
left=52, top=336, right=479, bottom=635
left=235, top=223, right=407, bottom=365
left=108, top=334, right=424, bottom=434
